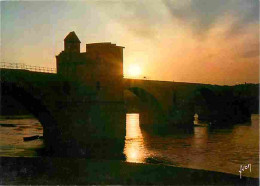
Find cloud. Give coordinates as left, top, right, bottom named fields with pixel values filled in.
left=163, top=0, right=259, bottom=37
left=97, top=0, right=258, bottom=41
left=95, top=0, right=259, bottom=84
left=96, top=1, right=166, bottom=39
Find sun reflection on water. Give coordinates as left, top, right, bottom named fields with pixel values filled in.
left=124, top=113, right=146, bottom=163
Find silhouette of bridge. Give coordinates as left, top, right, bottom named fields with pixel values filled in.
left=1, top=32, right=258, bottom=157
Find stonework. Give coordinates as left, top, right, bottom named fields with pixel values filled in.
left=56, top=31, right=125, bottom=102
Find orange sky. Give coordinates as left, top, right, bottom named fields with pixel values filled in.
left=1, top=1, right=259, bottom=85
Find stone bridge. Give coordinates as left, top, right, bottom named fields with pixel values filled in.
left=124, top=78, right=258, bottom=128
left=1, top=31, right=258, bottom=157
left=2, top=68, right=258, bottom=158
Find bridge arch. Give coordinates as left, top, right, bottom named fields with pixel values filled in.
left=2, top=82, right=55, bottom=126
left=1, top=80, right=60, bottom=153
left=125, top=87, right=166, bottom=125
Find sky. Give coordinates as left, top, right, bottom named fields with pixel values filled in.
left=1, top=0, right=259, bottom=85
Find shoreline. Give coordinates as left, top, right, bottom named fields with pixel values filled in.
left=0, top=157, right=258, bottom=185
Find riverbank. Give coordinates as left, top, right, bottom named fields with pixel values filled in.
left=0, top=157, right=258, bottom=185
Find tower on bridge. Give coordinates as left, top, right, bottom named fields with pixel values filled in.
left=64, top=31, right=81, bottom=53
left=56, top=31, right=125, bottom=101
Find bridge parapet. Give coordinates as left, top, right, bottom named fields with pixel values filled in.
left=0, top=62, right=56, bottom=74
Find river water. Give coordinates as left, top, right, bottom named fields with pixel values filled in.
left=0, top=114, right=259, bottom=178
left=0, top=117, right=43, bottom=157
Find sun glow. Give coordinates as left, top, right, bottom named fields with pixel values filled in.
left=127, top=64, right=141, bottom=77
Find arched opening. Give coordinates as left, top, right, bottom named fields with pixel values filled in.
left=0, top=82, right=57, bottom=156
left=125, top=87, right=165, bottom=126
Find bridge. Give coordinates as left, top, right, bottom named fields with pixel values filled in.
left=1, top=31, right=258, bottom=157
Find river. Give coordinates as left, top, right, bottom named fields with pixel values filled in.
left=0, top=114, right=259, bottom=178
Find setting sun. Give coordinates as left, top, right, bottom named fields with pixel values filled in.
left=127, top=64, right=141, bottom=77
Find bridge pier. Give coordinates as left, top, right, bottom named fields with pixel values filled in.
left=169, top=110, right=194, bottom=130
left=43, top=100, right=126, bottom=158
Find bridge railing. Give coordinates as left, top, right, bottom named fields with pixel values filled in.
left=1, top=62, right=151, bottom=78
left=0, top=62, right=57, bottom=74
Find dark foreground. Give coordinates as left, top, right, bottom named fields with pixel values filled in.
left=0, top=157, right=258, bottom=185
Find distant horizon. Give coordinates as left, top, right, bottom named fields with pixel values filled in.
left=1, top=1, right=259, bottom=85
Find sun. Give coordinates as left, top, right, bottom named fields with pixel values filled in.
left=128, top=64, right=141, bottom=77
